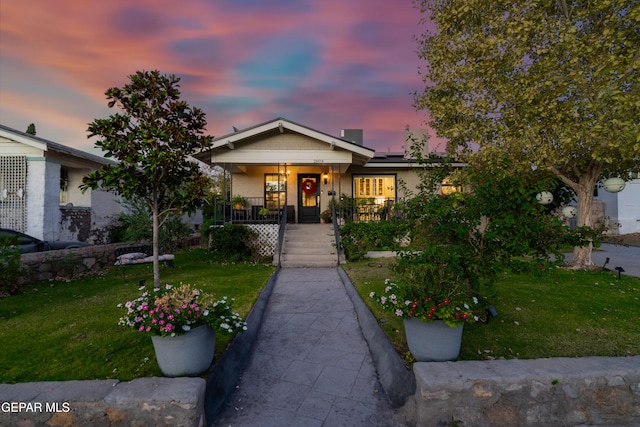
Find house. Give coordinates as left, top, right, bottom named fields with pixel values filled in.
left=194, top=117, right=460, bottom=225
left=0, top=124, right=121, bottom=243
left=595, top=176, right=640, bottom=235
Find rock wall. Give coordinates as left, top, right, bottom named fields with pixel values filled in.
left=0, top=377, right=205, bottom=427
left=19, top=243, right=133, bottom=284
left=409, top=356, right=640, bottom=426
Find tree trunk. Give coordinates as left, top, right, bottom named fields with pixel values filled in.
left=569, top=163, right=602, bottom=269
left=152, top=200, right=161, bottom=288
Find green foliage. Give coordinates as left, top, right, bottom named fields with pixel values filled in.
left=395, top=137, right=591, bottom=320
left=339, top=221, right=410, bottom=261
left=0, top=236, right=26, bottom=296
left=110, top=199, right=191, bottom=252
left=415, top=0, right=640, bottom=267
left=82, top=70, right=213, bottom=286
left=25, top=123, right=36, bottom=135
left=0, top=249, right=275, bottom=382
left=231, top=194, right=248, bottom=208
left=344, top=258, right=640, bottom=362
left=208, top=224, right=258, bottom=262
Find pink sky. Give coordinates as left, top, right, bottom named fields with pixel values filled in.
left=0, top=0, right=444, bottom=154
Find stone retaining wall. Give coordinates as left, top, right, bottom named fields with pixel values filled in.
left=408, top=356, right=640, bottom=426
left=0, top=377, right=206, bottom=427
left=19, top=243, right=135, bottom=283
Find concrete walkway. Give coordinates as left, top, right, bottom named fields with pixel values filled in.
left=211, top=268, right=407, bottom=427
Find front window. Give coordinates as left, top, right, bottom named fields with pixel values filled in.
left=353, top=175, right=395, bottom=202
left=265, top=174, right=286, bottom=209
left=352, top=175, right=396, bottom=221
left=441, top=177, right=461, bottom=195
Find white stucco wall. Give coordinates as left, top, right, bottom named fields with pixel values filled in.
left=43, top=161, right=62, bottom=240
left=616, top=179, right=640, bottom=234
left=24, top=157, right=48, bottom=239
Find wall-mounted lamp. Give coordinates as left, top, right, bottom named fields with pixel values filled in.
left=1, top=188, right=24, bottom=199
left=323, top=173, right=329, bottom=185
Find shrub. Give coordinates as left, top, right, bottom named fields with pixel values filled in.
left=339, top=220, right=410, bottom=261
left=208, top=224, right=258, bottom=262
left=110, top=199, right=191, bottom=252
left=0, top=236, right=26, bottom=296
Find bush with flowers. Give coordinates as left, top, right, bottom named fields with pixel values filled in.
left=118, top=283, right=247, bottom=337
left=371, top=278, right=480, bottom=328
left=370, top=242, right=485, bottom=327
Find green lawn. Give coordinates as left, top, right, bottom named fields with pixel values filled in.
left=0, top=248, right=275, bottom=383
left=342, top=258, right=640, bottom=364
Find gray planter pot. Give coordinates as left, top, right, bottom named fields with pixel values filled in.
left=403, top=318, right=463, bottom=362
left=151, top=325, right=216, bottom=377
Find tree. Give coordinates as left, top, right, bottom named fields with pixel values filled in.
left=415, top=0, right=640, bottom=268
left=82, top=70, right=213, bottom=286
left=25, top=123, right=36, bottom=135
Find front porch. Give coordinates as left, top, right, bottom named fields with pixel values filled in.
left=209, top=195, right=398, bottom=225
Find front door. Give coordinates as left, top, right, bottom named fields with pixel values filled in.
left=298, top=174, right=320, bottom=223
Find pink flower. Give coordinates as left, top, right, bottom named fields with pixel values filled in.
left=395, top=309, right=403, bottom=316
left=139, top=325, right=145, bottom=331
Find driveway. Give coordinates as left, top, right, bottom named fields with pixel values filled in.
left=565, top=243, right=640, bottom=278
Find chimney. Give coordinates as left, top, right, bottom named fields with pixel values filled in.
left=340, top=129, right=363, bottom=146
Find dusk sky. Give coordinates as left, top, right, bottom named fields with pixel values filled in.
left=0, top=0, right=438, bottom=155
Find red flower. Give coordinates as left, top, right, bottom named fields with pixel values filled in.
left=430, top=307, right=437, bottom=312
left=443, top=300, right=450, bottom=305
left=427, top=313, right=433, bottom=319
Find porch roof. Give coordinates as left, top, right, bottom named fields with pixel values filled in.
left=0, top=124, right=116, bottom=169
left=195, top=117, right=375, bottom=167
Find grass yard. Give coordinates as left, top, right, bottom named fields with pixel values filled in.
left=0, top=248, right=275, bottom=383
left=343, top=257, right=640, bottom=365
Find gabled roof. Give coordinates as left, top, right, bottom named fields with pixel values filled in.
left=0, top=124, right=115, bottom=166
left=207, top=117, right=375, bottom=161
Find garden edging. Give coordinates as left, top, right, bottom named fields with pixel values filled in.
left=338, top=267, right=640, bottom=426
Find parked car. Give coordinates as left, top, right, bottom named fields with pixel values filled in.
left=0, top=228, right=92, bottom=253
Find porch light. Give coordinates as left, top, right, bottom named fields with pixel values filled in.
left=535, top=191, right=553, bottom=205
left=603, top=177, right=625, bottom=193
left=562, top=206, right=577, bottom=218
left=323, top=173, right=329, bottom=185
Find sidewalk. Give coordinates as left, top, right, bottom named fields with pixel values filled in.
left=211, top=268, right=407, bottom=427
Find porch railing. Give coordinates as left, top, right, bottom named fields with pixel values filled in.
left=333, top=197, right=400, bottom=223
left=209, top=197, right=294, bottom=225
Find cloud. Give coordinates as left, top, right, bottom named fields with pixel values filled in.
left=0, top=0, right=432, bottom=153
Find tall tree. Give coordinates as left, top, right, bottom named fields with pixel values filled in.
left=415, top=0, right=640, bottom=268
left=25, top=123, right=36, bottom=135
left=82, top=70, right=213, bottom=286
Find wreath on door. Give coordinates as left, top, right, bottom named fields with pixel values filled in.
left=302, top=179, right=317, bottom=195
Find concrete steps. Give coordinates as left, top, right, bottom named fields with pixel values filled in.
left=279, top=223, right=340, bottom=268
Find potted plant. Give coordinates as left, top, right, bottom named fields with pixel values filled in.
left=320, top=209, right=332, bottom=224
left=118, top=283, right=247, bottom=376
left=232, top=194, right=248, bottom=210
left=370, top=244, right=482, bottom=362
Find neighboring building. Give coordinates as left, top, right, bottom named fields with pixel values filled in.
left=595, top=176, right=640, bottom=235
left=194, top=117, right=462, bottom=224
left=0, top=124, right=120, bottom=243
